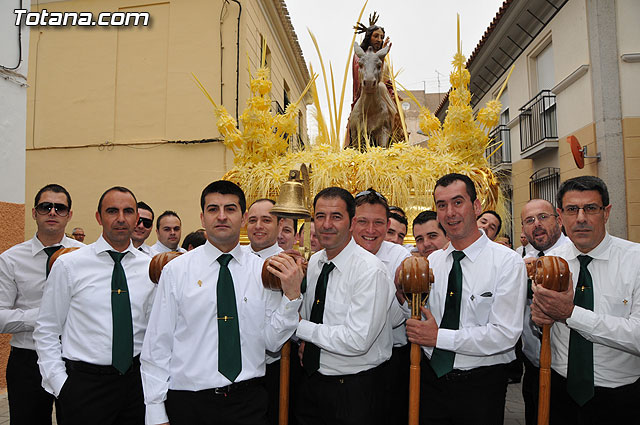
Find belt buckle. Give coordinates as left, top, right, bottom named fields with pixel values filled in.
left=214, top=385, right=229, bottom=396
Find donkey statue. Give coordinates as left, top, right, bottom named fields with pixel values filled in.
left=348, top=42, right=397, bottom=149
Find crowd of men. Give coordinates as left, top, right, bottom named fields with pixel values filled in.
left=0, top=173, right=637, bottom=425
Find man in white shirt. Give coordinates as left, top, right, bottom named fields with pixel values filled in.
left=515, top=232, right=531, bottom=258
left=386, top=210, right=408, bottom=245
left=0, top=184, right=84, bottom=425
left=71, top=227, right=85, bottom=243
left=477, top=210, right=502, bottom=241
left=296, top=187, right=394, bottom=425
left=131, top=201, right=154, bottom=256
left=412, top=210, right=449, bottom=259
left=244, top=198, right=285, bottom=425
left=277, top=217, right=297, bottom=251
left=34, top=186, right=156, bottom=425
left=406, top=173, right=526, bottom=424
left=141, top=180, right=303, bottom=425
left=531, top=176, right=640, bottom=424
left=352, top=188, right=410, bottom=425
left=150, top=211, right=187, bottom=254
left=519, top=198, right=569, bottom=425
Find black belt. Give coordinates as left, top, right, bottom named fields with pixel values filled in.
left=10, top=346, right=37, bottom=357
left=313, top=361, right=388, bottom=384
left=423, top=354, right=505, bottom=382
left=64, top=355, right=140, bottom=375
left=201, top=377, right=265, bottom=397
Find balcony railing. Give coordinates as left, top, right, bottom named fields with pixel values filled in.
left=529, top=167, right=561, bottom=207
left=486, top=125, right=511, bottom=167
left=519, top=90, right=557, bottom=153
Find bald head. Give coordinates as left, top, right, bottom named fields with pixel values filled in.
left=521, top=199, right=562, bottom=252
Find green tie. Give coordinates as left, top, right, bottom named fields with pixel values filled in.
left=430, top=250, right=465, bottom=378
left=217, top=254, right=242, bottom=382
left=567, top=255, right=594, bottom=406
left=108, top=251, right=133, bottom=374
left=303, top=262, right=335, bottom=376
left=44, top=246, right=62, bottom=278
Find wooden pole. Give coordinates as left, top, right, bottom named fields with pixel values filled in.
left=408, top=295, right=422, bottom=425
left=279, top=341, right=291, bottom=425
left=537, top=324, right=551, bottom=425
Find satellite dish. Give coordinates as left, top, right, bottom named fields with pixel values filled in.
left=568, top=135, right=601, bottom=169
left=568, top=135, right=584, bottom=169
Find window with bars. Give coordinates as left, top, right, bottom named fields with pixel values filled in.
left=529, top=167, right=561, bottom=206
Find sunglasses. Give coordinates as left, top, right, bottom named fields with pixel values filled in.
left=355, top=189, right=387, bottom=202
left=35, top=202, right=70, bottom=217
left=137, top=217, right=153, bottom=229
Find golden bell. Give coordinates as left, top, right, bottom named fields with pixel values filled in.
left=271, top=170, right=311, bottom=220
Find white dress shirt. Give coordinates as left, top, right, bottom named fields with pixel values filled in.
left=546, top=232, right=640, bottom=388
left=516, top=244, right=531, bottom=258
left=244, top=242, right=284, bottom=364
left=423, top=232, right=527, bottom=369
left=297, top=238, right=394, bottom=376
left=521, top=233, right=570, bottom=366
left=375, top=241, right=412, bottom=347
left=141, top=241, right=302, bottom=425
left=136, top=243, right=154, bottom=257
left=0, top=234, right=84, bottom=350
left=150, top=241, right=187, bottom=255
left=34, top=235, right=156, bottom=397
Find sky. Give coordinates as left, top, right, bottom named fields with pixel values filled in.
left=286, top=0, right=505, bottom=141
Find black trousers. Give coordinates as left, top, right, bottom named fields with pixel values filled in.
left=384, top=344, right=410, bottom=425
left=522, top=356, right=539, bottom=425
left=57, top=357, right=145, bottom=425
left=295, top=363, right=385, bottom=425
left=549, top=369, right=640, bottom=425
left=419, top=355, right=508, bottom=425
left=6, top=347, right=57, bottom=425
left=265, top=360, right=280, bottom=425
left=166, top=378, right=268, bottom=425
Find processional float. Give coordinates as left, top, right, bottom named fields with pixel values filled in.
left=527, top=256, right=570, bottom=425
left=398, top=256, right=433, bottom=425
left=262, top=164, right=313, bottom=425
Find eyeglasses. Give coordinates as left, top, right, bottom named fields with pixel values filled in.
left=72, top=233, right=85, bottom=237
left=35, top=202, right=70, bottom=217
left=523, top=213, right=557, bottom=226
left=355, top=189, right=387, bottom=202
left=561, top=204, right=605, bottom=216
left=137, top=217, right=153, bottom=229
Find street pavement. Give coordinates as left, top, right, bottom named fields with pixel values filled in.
left=0, top=381, right=526, bottom=424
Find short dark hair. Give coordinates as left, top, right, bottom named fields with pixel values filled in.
left=181, top=230, right=207, bottom=250
left=156, top=210, right=181, bottom=230
left=249, top=198, right=276, bottom=209
left=97, top=187, right=137, bottom=214
left=297, top=218, right=314, bottom=236
left=279, top=217, right=298, bottom=234
left=137, top=201, right=154, bottom=220
left=389, top=212, right=408, bottom=229
left=389, top=205, right=406, bottom=218
left=556, top=176, right=609, bottom=209
left=478, top=210, right=502, bottom=236
left=35, top=184, right=72, bottom=209
left=434, top=173, right=477, bottom=202
left=413, top=210, right=446, bottom=236
left=355, top=188, right=390, bottom=218
left=313, top=187, right=355, bottom=221
left=200, top=180, right=246, bottom=213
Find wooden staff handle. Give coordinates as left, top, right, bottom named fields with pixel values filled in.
left=533, top=256, right=569, bottom=425
left=408, top=302, right=422, bottom=425
left=278, top=341, right=291, bottom=425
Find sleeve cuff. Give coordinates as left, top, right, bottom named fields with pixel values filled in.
left=436, top=328, right=456, bottom=351
left=566, top=305, right=595, bottom=334
left=145, top=402, right=169, bottom=425
left=23, top=308, right=39, bottom=330
left=281, top=294, right=303, bottom=312
left=50, top=372, right=68, bottom=397
left=296, top=319, right=316, bottom=342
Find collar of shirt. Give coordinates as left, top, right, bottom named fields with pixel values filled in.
left=565, top=232, right=612, bottom=262
left=524, top=233, right=570, bottom=259
left=317, top=237, right=357, bottom=273
left=202, top=240, right=247, bottom=267
left=443, top=231, right=488, bottom=263
left=29, top=234, right=80, bottom=257
left=92, top=234, right=138, bottom=257
left=249, top=242, right=282, bottom=259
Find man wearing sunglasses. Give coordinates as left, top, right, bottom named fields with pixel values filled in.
left=132, top=202, right=155, bottom=256
left=0, top=184, right=84, bottom=424
left=531, top=176, right=640, bottom=424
